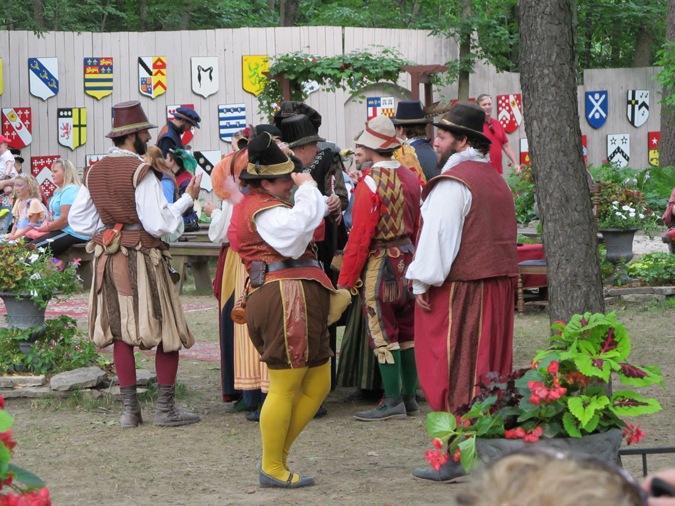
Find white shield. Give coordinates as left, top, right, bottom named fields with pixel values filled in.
left=193, top=151, right=220, bottom=193
left=627, top=90, right=649, bottom=128
left=607, top=134, right=630, bottom=168
left=191, top=57, right=219, bottom=98
left=29, top=57, right=59, bottom=101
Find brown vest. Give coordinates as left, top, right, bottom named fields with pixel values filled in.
left=237, top=189, right=333, bottom=290
left=422, top=160, right=518, bottom=282
left=85, top=154, right=164, bottom=249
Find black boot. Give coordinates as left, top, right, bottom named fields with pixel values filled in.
left=154, top=384, right=200, bottom=427
left=119, top=385, right=142, bottom=428
left=412, top=456, right=467, bottom=482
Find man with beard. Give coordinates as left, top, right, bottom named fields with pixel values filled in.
left=70, top=101, right=202, bottom=429
left=157, top=106, right=201, bottom=157
left=406, top=102, right=518, bottom=481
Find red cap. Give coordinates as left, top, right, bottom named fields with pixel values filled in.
left=0, top=135, right=10, bottom=145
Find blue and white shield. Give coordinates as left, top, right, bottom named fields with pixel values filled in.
left=29, top=57, right=59, bottom=100
left=219, top=104, right=247, bottom=142
left=585, top=91, right=608, bottom=129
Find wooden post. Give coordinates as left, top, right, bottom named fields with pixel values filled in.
left=401, top=64, right=450, bottom=138
left=262, top=71, right=292, bottom=101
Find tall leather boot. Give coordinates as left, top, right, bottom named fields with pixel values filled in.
left=154, top=384, right=201, bottom=427
left=119, top=385, right=143, bottom=428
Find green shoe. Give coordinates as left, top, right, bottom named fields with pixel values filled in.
left=353, top=396, right=407, bottom=421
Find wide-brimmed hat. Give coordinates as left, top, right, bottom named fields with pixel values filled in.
left=254, top=124, right=282, bottom=139
left=173, top=107, right=201, bottom=129
left=8, top=148, right=24, bottom=164
left=432, top=101, right=490, bottom=143
left=392, top=100, right=431, bottom=125
left=240, top=132, right=301, bottom=181
left=106, top=101, right=157, bottom=138
left=353, top=116, right=402, bottom=152
left=273, top=102, right=322, bottom=131
left=280, top=114, right=325, bottom=148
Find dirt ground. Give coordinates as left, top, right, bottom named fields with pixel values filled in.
left=5, top=290, right=675, bottom=505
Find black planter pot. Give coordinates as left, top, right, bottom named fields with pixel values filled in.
left=600, top=228, right=639, bottom=285
left=0, top=292, right=48, bottom=356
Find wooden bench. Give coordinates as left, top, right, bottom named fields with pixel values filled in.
left=58, top=241, right=222, bottom=295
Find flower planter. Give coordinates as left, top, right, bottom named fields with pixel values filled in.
left=0, top=292, right=48, bottom=355
left=601, top=228, right=639, bottom=285
left=475, top=428, right=623, bottom=467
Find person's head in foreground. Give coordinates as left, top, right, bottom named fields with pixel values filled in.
left=457, top=448, right=646, bottom=506
left=432, top=101, right=491, bottom=169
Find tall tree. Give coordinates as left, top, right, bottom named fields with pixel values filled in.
left=661, top=0, right=675, bottom=169
left=519, top=0, right=605, bottom=323
left=457, top=0, right=472, bottom=100
left=279, top=0, right=300, bottom=26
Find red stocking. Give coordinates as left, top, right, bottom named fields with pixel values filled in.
left=113, top=341, right=137, bottom=387
left=155, top=343, right=179, bottom=385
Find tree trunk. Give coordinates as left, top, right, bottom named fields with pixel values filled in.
left=33, top=0, right=45, bottom=29
left=267, top=0, right=275, bottom=12
left=633, top=26, right=654, bottom=67
left=139, top=0, right=148, bottom=31
left=519, top=0, right=605, bottom=323
left=662, top=0, right=675, bottom=169
left=279, top=0, right=301, bottom=26
left=457, top=0, right=472, bottom=100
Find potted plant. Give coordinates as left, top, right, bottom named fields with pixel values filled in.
left=424, top=312, right=663, bottom=474
left=0, top=242, right=80, bottom=355
left=596, top=181, right=656, bottom=284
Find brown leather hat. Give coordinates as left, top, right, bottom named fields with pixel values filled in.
left=432, top=101, right=491, bottom=143
left=106, top=101, right=157, bottom=138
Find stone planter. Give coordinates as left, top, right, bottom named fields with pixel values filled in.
left=601, top=228, right=639, bottom=285
left=0, top=292, right=48, bottom=356
left=475, top=428, right=623, bottom=467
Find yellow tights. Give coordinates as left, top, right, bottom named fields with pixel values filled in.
left=260, top=362, right=330, bottom=483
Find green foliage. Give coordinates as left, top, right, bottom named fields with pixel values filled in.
left=506, top=165, right=537, bottom=225
left=425, top=311, right=663, bottom=473
left=628, top=252, right=675, bottom=286
left=0, top=316, right=100, bottom=375
left=655, top=41, right=675, bottom=112
left=257, top=47, right=414, bottom=118
left=0, top=242, right=81, bottom=308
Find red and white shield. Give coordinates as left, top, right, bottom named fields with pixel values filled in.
left=497, top=94, right=522, bottom=134
left=31, top=155, right=59, bottom=199
left=2, top=108, right=32, bottom=148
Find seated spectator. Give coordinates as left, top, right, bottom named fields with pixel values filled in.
left=457, top=449, right=646, bottom=506
left=3, top=174, right=48, bottom=243
left=30, top=160, right=89, bottom=255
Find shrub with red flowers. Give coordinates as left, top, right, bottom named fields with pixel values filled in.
left=425, top=312, right=663, bottom=473
left=0, top=395, right=51, bottom=505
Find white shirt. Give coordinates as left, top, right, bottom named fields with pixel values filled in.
left=208, top=201, right=235, bottom=244
left=406, top=147, right=490, bottom=295
left=69, top=157, right=194, bottom=239
left=255, top=181, right=328, bottom=259
left=0, top=151, right=16, bottom=179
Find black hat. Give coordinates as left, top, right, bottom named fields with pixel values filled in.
left=432, top=101, right=491, bottom=143
left=392, top=100, right=431, bottom=125
left=8, top=148, right=24, bottom=164
left=273, top=102, right=322, bottom=131
left=240, top=132, right=301, bottom=180
left=254, top=124, right=282, bottom=138
left=173, top=107, right=201, bottom=128
left=280, top=114, right=325, bottom=148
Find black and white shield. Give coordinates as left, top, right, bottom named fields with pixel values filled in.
left=607, top=134, right=630, bottom=168
left=627, top=90, right=649, bottom=128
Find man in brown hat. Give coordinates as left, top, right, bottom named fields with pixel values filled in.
left=392, top=100, right=438, bottom=181
left=70, top=101, right=203, bottom=428
left=236, top=132, right=349, bottom=488
left=406, top=102, right=518, bottom=481
left=337, top=115, right=421, bottom=421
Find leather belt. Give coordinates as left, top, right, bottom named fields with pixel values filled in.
left=267, top=259, right=321, bottom=273
left=371, top=237, right=413, bottom=250
left=104, top=223, right=144, bottom=231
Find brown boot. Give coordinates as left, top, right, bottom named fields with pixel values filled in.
left=119, top=385, right=142, bottom=428
left=154, top=384, right=200, bottom=427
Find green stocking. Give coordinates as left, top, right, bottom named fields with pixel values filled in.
left=400, top=348, right=418, bottom=396
left=377, top=349, right=401, bottom=398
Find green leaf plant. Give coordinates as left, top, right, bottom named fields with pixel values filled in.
left=423, top=312, right=663, bottom=473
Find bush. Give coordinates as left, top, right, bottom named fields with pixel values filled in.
left=628, top=252, right=675, bottom=286
left=0, top=316, right=100, bottom=375
left=506, top=166, right=537, bottom=224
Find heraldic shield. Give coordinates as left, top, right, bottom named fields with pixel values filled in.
left=627, top=90, right=649, bottom=128
left=191, top=57, right=219, bottom=98
left=367, top=97, right=395, bottom=121
left=497, top=94, right=522, bottom=133
left=607, top=134, right=630, bottom=168
left=648, top=132, right=660, bottom=167
left=219, top=104, right=246, bottom=142
left=84, top=58, right=113, bottom=100
left=194, top=151, right=220, bottom=193
left=2, top=108, right=32, bottom=148
left=139, top=57, right=167, bottom=99
left=29, top=58, right=59, bottom=101
left=31, top=155, right=59, bottom=199
left=58, top=108, right=87, bottom=150
left=242, top=55, right=269, bottom=96
left=586, top=91, right=608, bottom=129
left=166, top=105, right=196, bottom=145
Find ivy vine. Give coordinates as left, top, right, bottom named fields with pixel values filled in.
left=257, top=46, right=415, bottom=118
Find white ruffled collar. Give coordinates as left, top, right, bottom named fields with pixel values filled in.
left=441, top=147, right=490, bottom=174
left=108, top=146, right=144, bottom=161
